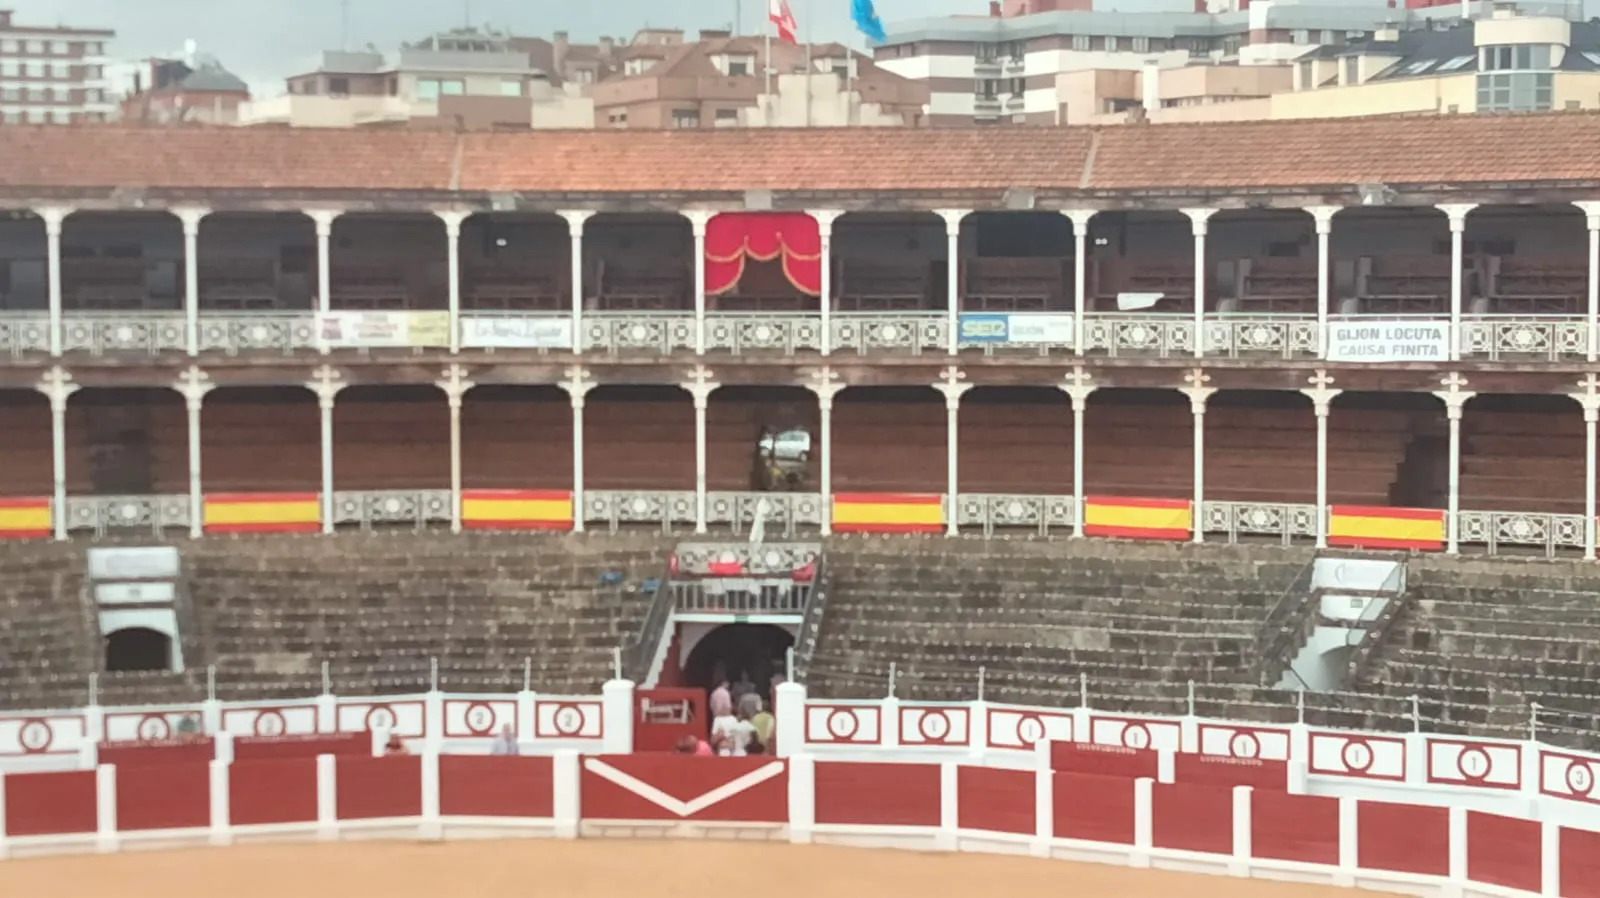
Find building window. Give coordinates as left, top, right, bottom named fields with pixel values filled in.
left=727, top=59, right=750, bottom=76
left=1071, top=34, right=1090, bottom=51
left=1477, top=71, right=1553, bottom=111
left=1292, top=30, right=1310, bottom=45
left=51, top=86, right=67, bottom=101
left=1482, top=44, right=1550, bottom=71
left=328, top=76, right=349, bottom=95
left=440, top=79, right=465, bottom=95
left=1104, top=36, right=1118, bottom=52
left=1437, top=55, right=1474, bottom=72
left=26, top=88, right=42, bottom=101
left=0, top=39, right=16, bottom=53
left=51, top=62, right=70, bottom=78
left=1130, top=37, right=1149, bottom=53
left=24, top=40, right=42, bottom=54
left=25, top=61, right=42, bottom=77
left=1320, top=31, right=1335, bottom=44
left=1343, top=56, right=1359, bottom=84
left=0, top=87, right=17, bottom=101
left=1298, top=60, right=1314, bottom=89
left=607, top=110, right=628, bottom=127
left=416, top=79, right=440, bottom=99
left=89, top=42, right=103, bottom=55
left=0, top=61, right=15, bottom=76
left=50, top=109, right=68, bottom=123
left=499, top=79, right=522, bottom=96
left=672, top=108, right=699, bottom=128
left=25, top=108, right=43, bottom=122
left=714, top=108, right=739, bottom=126
left=976, top=42, right=998, bottom=63
left=49, top=41, right=67, bottom=55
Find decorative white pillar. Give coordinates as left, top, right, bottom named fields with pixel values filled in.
left=1432, top=372, right=1474, bottom=555
left=558, top=211, right=595, bottom=355
left=1301, top=370, right=1341, bottom=550
left=308, top=210, right=341, bottom=358
left=810, top=210, right=844, bottom=356
left=1060, top=367, right=1096, bottom=538
left=1062, top=210, right=1096, bottom=357
left=435, top=364, right=473, bottom=534
left=176, top=366, right=213, bottom=539
left=435, top=211, right=469, bottom=355
left=175, top=208, right=209, bottom=357
left=1572, top=373, right=1600, bottom=562
left=806, top=367, right=844, bottom=535
left=37, top=366, right=77, bottom=541
left=559, top=365, right=596, bottom=533
left=307, top=365, right=345, bottom=535
left=684, top=364, right=718, bottom=533
left=684, top=211, right=714, bottom=356
left=1574, top=202, right=1600, bottom=363
left=36, top=207, right=70, bottom=357
left=933, top=366, right=972, bottom=536
left=1306, top=206, right=1339, bottom=356
left=1181, top=208, right=1218, bottom=360
left=1437, top=204, right=1477, bottom=363
left=1180, top=370, right=1216, bottom=545
left=936, top=209, right=968, bottom=355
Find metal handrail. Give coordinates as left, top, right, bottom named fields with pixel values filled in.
left=1252, top=556, right=1318, bottom=688
left=621, top=567, right=675, bottom=684
left=789, top=553, right=830, bottom=685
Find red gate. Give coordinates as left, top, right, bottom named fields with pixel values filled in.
left=633, top=687, right=706, bottom=752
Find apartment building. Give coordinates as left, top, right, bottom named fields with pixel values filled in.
left=0, top=8, right=114, bottom=124
left=119, top=53, right=250, bottom=125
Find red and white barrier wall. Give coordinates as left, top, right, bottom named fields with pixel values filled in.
left=2, top=742, right=1598, bottom=898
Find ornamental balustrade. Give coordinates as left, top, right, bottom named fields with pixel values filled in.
left=10, top=310, right=1587, bottom=361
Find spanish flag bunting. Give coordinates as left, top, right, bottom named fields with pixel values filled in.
left=1083, top=496, right=1192, bottom=541
left=1327, top=505, right=1444, bottom=551
left=203, top=492, right=322, bottom=534
left=460, top=489, right=573, bottom=530
left=831, top=493, right=944, bottom=534
left=0, top=497, right=51, bottom=539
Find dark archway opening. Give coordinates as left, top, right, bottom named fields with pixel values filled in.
left=681, top=623, right=795, bottom=700
left=104, top=627, right=173, bottom=672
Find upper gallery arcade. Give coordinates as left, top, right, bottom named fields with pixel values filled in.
left=1, top=113, right=1600, bottom=363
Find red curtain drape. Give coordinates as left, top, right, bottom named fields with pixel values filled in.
left=703, top=212, right=821, bottom=297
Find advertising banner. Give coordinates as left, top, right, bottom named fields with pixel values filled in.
left=460, top=316, right=573, bottom=349
left=956, top=313, right=1074, bottom=345
left=316, top=311, right=450, bottom=348
left=1325, top=321, right=1450, bottom=363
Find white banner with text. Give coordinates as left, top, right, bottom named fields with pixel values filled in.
left=1325, top=321, right=1451, bottom=363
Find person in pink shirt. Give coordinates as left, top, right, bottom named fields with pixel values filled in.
left=709, top=678, right=732, bottom=719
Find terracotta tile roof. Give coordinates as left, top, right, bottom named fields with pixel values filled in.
left=0, top=113, right=1598, bottom=197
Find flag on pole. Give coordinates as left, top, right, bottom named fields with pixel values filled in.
left=850, top=0, right=886, bottom=44
left=769, top=0, right=799, bottom=44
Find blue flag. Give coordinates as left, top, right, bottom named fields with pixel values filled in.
left=851, top=0, right=887, bottom=44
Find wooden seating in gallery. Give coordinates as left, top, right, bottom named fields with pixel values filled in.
left=0, top=541, right=95, bottom=710
left=62, top=257, right=158, bottom=310
left=1089, top=256, right=1195, bottom=313
left=1485, top=255, right=1586, bottom=314
left=200, top=392, right=322, bottom=493
left=591, top=256, right=691, bottom=310
left=829, top=396, right=946, bottom=494
left=1225, top=257, right=1318, bottom=314
left=197, top=258, right=283, bottom=310
left=464, top=258, right=567, bottom=311
left=1354, top=254, right=1459, bottom=315
left=1457, top=409, right=1586, bottom=515
left=808, top=541, right=1307, bottom=707
left=583, top=392, right=696, bottom=490
left=961, top=257, right=1071, bottom=312
left=833, top=257, right=934, bottom=311
left=330, top=261, right=414, bottom=310
left=710, top=260, right=812, bottom=313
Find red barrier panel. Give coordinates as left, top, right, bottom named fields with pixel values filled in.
left=1151, top=782, right=1233, bottom=855
left=581, top=755, right=786, bottom=822
left=116, top=762, right=210, bottom=831
left=234, top=733, right=368, bottom=761
left=336, top=755, right=422, bottom=820
left=1467, top=810, right=1541, bottom=894
left=439, top=755, right=554, bottom=818
left=1050, top=741, right=1158, bottom=779
left=957, top=766, right=1033, bottom=835
left=2, top=770, right=97, bottom=836
left=1251, top=790, right=1339, bottom=865
left=1560, top=826, right=1600, bottom=898
left=99, top=739, right=214, bottom=768
left=1053, top=772, right=1135, bottom=844
left=814, top=761, right=939, bottom=827
left=229, top=758, right=318, bottom=826
left=1357, top=800, right=1449, bottom=876
left=1174, top=753, right=1287, bottom=791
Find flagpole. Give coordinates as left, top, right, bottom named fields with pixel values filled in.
left=803, top=0, right=812, bottom=127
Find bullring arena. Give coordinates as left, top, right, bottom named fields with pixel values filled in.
left=4, top=114, right=1600, bottom=898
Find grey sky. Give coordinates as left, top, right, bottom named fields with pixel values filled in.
left=5, top=0, right=1189, bottom=85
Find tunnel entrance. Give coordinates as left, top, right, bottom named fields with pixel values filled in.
left=104, top=627, right=173, bottom=672
left=681, top=623, right=795, bottom=701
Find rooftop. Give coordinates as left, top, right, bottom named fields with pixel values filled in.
left=0, top=112, right=1595, bottom=196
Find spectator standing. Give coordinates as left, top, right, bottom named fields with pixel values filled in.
left=490, top=724, right=519, bottom=755
left=750, top=699, right=775, bottom=750
left=731, top=670, right=756, bottom=707
left=711, top=707, right=757, bottom=756
left=710, top=677, right=733, bottom=719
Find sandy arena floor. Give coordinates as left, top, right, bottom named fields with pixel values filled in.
left=0, top=840, right=1398, bottom=898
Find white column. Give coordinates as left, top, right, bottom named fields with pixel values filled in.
left=308, top=209, right=341, bottom=317
left=1572, top=375, right=1600, bottom=562
left=560, top=365, right=596, bottom=533
left=1182, top=208, right=1217, bottom=360
left=176, top=367, right=213, bottom=539
left=1061, top=367, right=1095, bottom=538
left=1306, top=206, right=1339, bottom=355
left=175, top=208, right=209, bottom=357
left=1574, top=202, right=1600, bottom=363
left=435, top=364, right=473, bottom=534
left=559, top=211, right=594, bottom=355
left=1433, top=372, right=1474, bottom=555
left=308, top=365, right=344, bottom=535
left=1063, top=210, right=1096, bottom=357
left=1302, top=370, right=1340, bottom=550
left=684, top=365, right=718, bottom=533
left=436, top=210, right=469, bottom=355
left=810, top=210, right=844, bottom=356
left=37, top=366, right=77, bottom=541
left=937, top=209, right=967, bottom=355
left=807, top=367, right=844, bottom=535
left=1438, top=204, right=1477, bottom=363
left=934, top=366, right=972, bottom=536
left=1181, top=370, right=1215, bottom=545
left=684, top=211, right=714, bottom=356
left=37, top=207, right=70, bottom=358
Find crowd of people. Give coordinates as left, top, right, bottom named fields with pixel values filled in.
left=677, top=667, right=780, bottom=756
